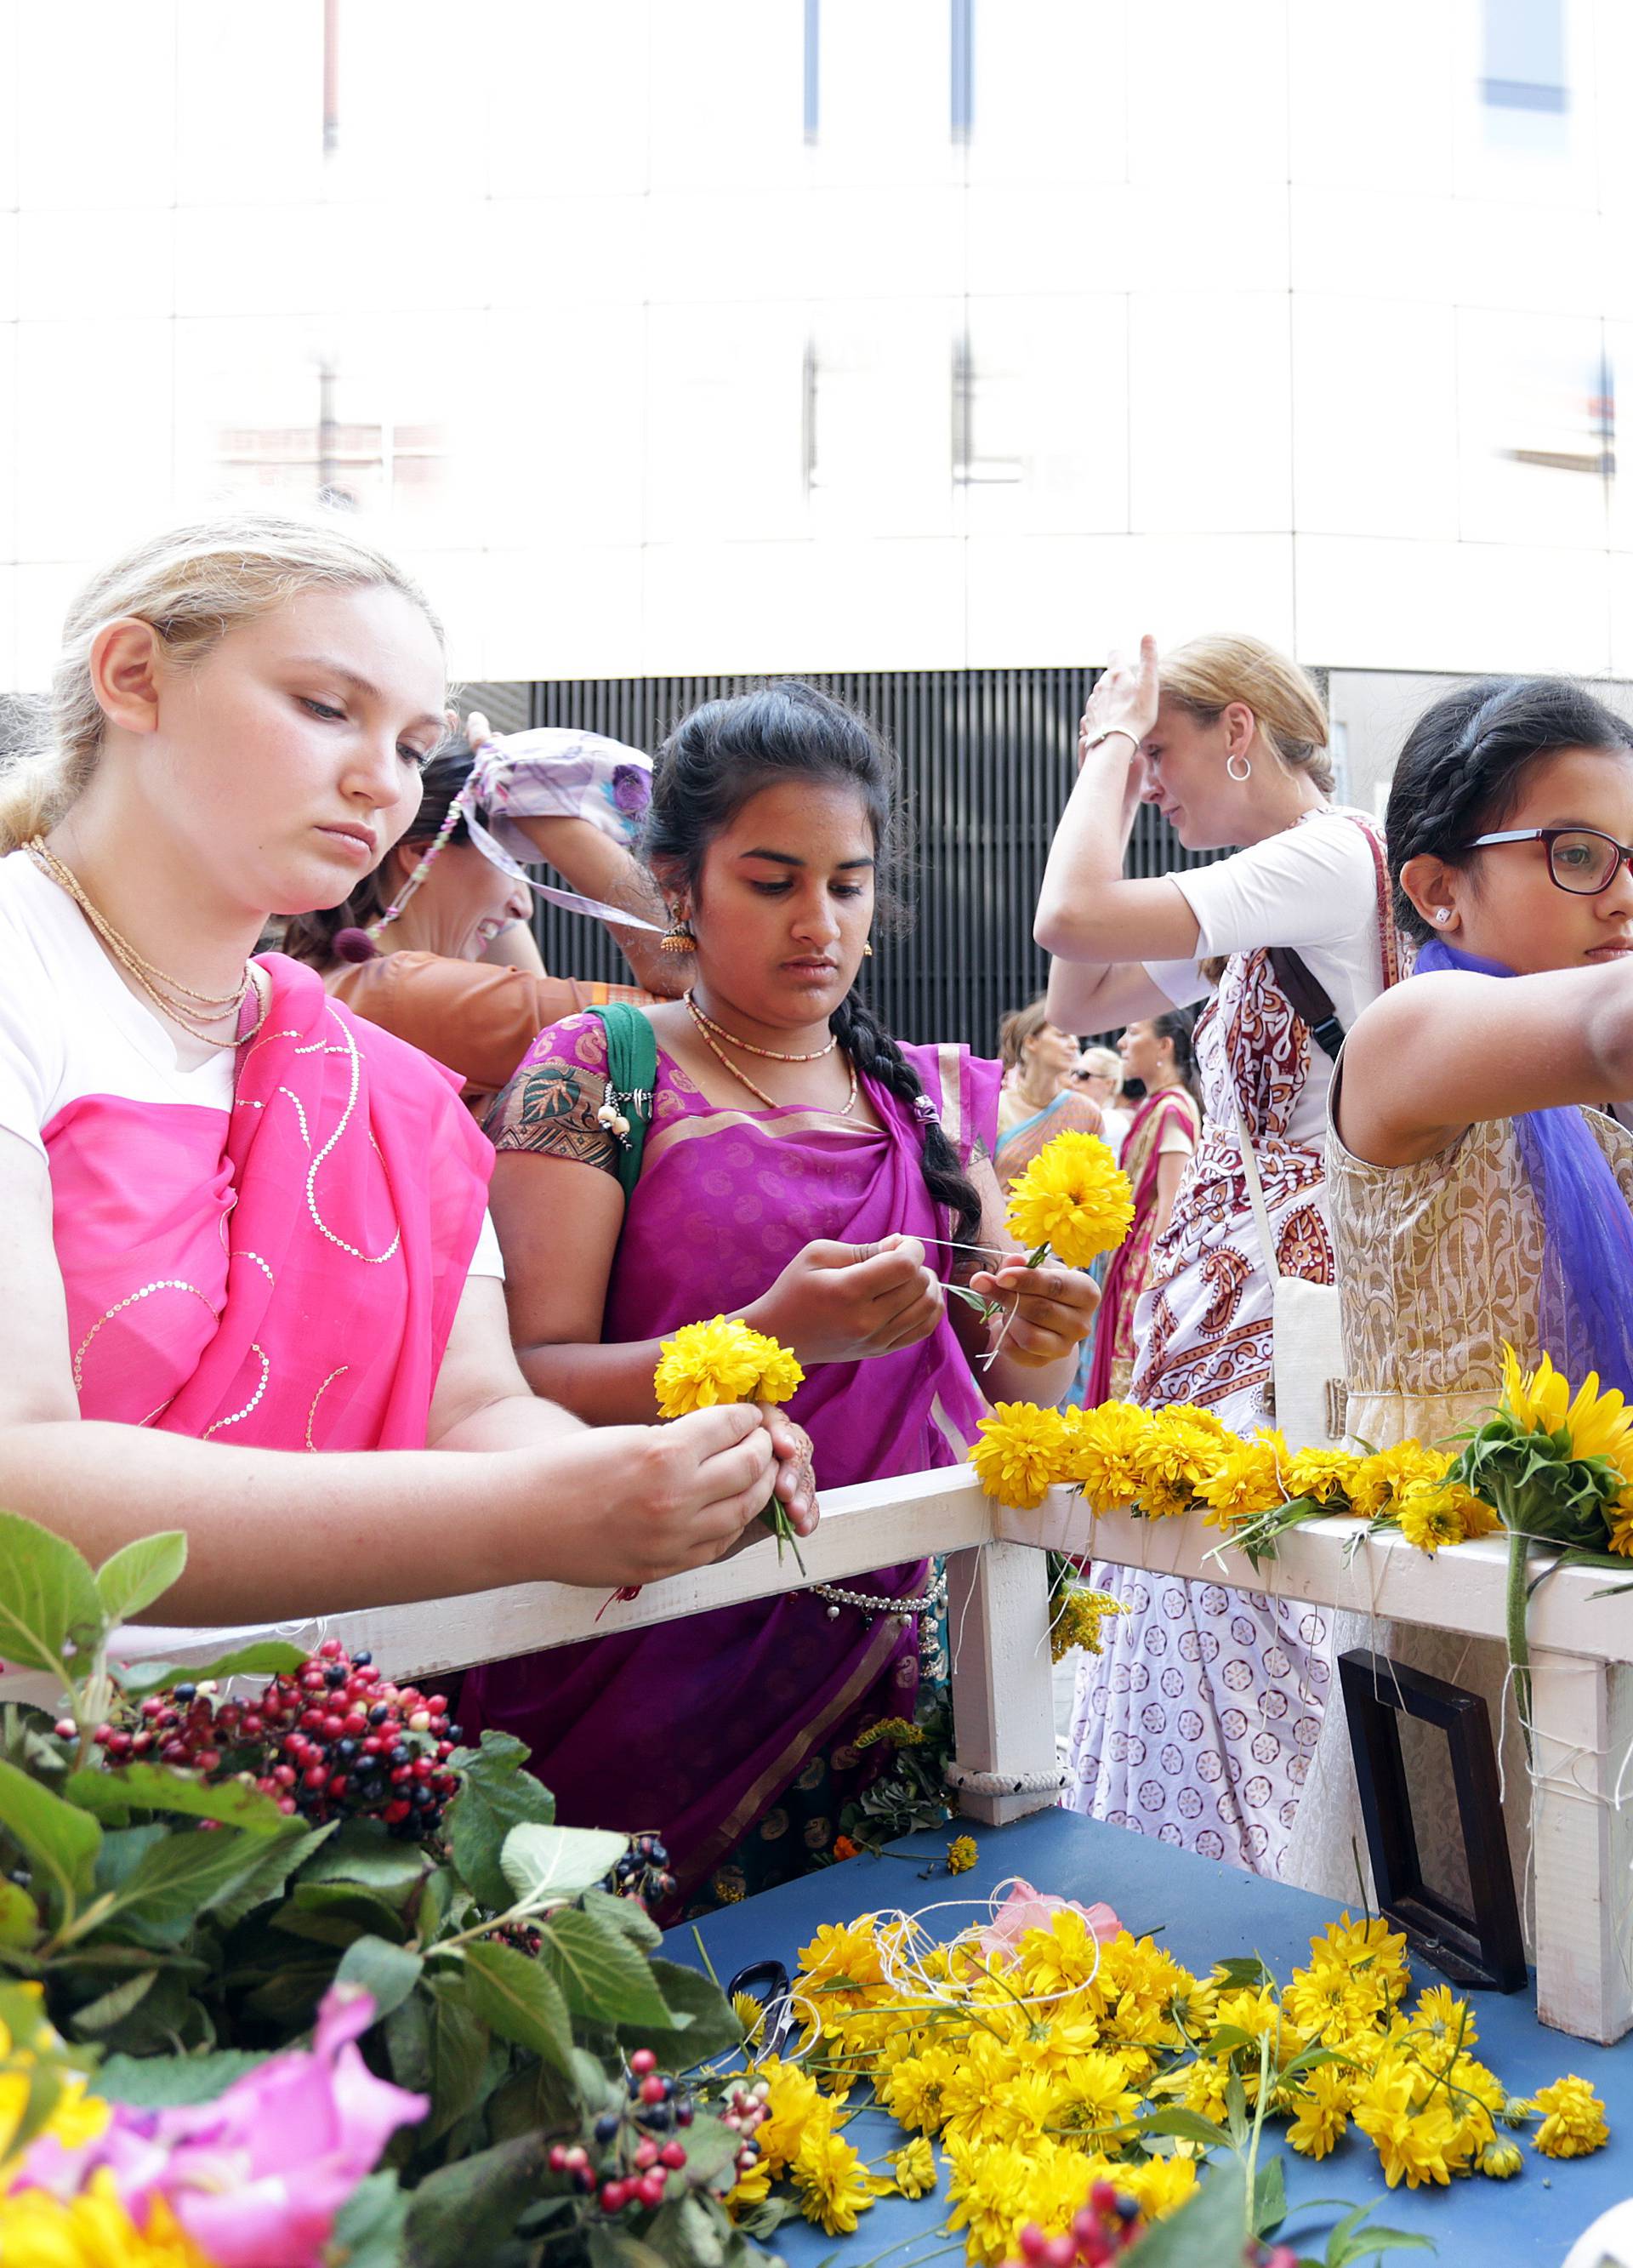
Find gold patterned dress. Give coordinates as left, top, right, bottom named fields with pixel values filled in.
left=1283, top=1086, right=1633, bottom=1911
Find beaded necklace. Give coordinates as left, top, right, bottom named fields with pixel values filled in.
left=685, top=995, right=857, bottom=1118
left=26, top=837, right=267, bottom=1049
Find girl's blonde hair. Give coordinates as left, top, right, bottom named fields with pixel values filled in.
left=0, top=507, right=443, bottom=854
left=1160, top=633, right=1334, bottom=794
left=1076, top=1045, right=1123, bottom=1091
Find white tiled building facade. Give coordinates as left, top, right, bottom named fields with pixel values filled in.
left=3, top=0, right=1631, bottom=772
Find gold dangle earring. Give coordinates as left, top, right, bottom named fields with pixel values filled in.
left=660, top=905, right=697, bottom=955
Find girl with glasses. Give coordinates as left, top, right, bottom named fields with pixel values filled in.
left=1304, top=676, right=1633, bottom=1904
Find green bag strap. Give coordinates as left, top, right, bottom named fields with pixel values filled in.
left=584, top=1002, right=658, bottom=1205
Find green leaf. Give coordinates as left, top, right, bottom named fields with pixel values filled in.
left=404, top=2133, right=550, bottom=2268
left=65, top=1968, right=158, bottom=2037
left=583, top=1885, right=663, bottom=1951
left=538, top=1904, right=674, bottom=2027
left=65, top=1764, right=293, bottom=1833
left=498, top=1821, right=629, bottom=1909
left=612, top=1962, right=744, bottom=2068
left=301, top=1819, right=435, bottom=1895
left=211, top=1820, right=336, bottom=1930
left=486, top=2052, right=577, bottom=2145
left=117, top=1640, right=307, bottom=1698
left=0, top=1755, right=101, bottom=1912
left=424, top=1975, right=492, bottom=2142
left=460, top=1940, right=574, bottom=2074
left=93, top=1533, right=187, bottom=1626
left=328, top=2170, right=412, bottom=2268
left=1133, top=2105, right=1232, bottom=2151
left=336, top=1933, right=424, bottom=2021
left=104, top=1825, right=268, bottom=1939
left=445, top=1732, right=556, bottom=1912
left=0, top=1878, right=41, bottom=1948
left=0, top=1509, right=104, bottom=1680
left=94, top=2047, right=274, bottom=2106
left=1252, top=2151, right=1287, bottom=2238
left=282, top=1879, right=412, bottom=1945
left=93, top=1821, right=169, bottom=1895
left=1321, top=2200, right=1437, bottom=2268
left=384, top=1989, right=434, bottom=2094
left=1112, top=2163, right=1248, bottom=2266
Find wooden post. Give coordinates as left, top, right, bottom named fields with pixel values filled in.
left=1531, top=1649, right=1633, bottom=2045
left=946, top=1540, right=1060, bottom=1826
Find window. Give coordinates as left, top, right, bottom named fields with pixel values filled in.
left=803, top=0, right=820, bottom=142
left=1482, top=0, right=1567, bottom=112
left=950, top=0, right=974, bottom=142
left=951, top=334, right=1021, bottom=487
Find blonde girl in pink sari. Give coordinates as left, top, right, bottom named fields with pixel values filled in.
left=0, top=510, right=811, bottom=1623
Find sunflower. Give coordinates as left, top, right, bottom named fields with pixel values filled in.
left=1500, top=1345, right=1633, bottom=1475
left=1004, top=1131, right=1135, bottom=1269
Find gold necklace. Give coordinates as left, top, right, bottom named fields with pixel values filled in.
left=686, top=992, right=838, bottom=1063
left=27, top=837, right=267, bottom=1049
left=688, top=1008, right=857, bottom=1119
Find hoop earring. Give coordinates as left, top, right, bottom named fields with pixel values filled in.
left=1226, top=751, right=1253, bottom=784
left=659, top=910, right=697, bottom=955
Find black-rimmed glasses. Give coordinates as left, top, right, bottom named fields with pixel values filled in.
left=1460, top=826, right=1633, bottom=896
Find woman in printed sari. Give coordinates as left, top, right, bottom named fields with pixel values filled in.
left=1082, top=1011, right=1201, bottom=1405
left=467, top=683, right=1101, bottom=1908
left=993, top=999, right=1104, bottom=1191
left=0, top=510, right=810, bottom=1622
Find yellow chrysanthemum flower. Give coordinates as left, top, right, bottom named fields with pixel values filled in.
left=1004, top=1131, right=1135, bottom=1269
left=1501, top=1345, right=1633, bottom=1478
left=1478, top=2136, right=1524, bottom=2178
left=1286, top=2062, right=1354, bottom=2159
left=653, top=1315, right=804, bottom=1416
left=888, top=2136, right=938, bottom=2198
left=0, top=2174, right=215, bottom=2268
left=1129, top=1412, right=1223, bottom=1517
left=1533, top=2074, right=1609, bottom=2158
left=854, top=1716, right=926, bottom=1750
left=790, top=2125, right=891, bottom=2235
left=731, top=1990, right=765, bottom=2045
left=1346, top=1440, right=1453, bottom=1520
left=946, top=1834, right=978, bottom=1876
left=1061, top=1400, right=1152, bottom=1513
left=1409, top=1983, right=1476, bottom=2051
left=1283, top=1446, right=1363, bottom=1506
left=970, top=1402, right=1067, bottom=1509
left=1194, top=1431, right=1288, bottom=1530
left=753, top=2056, right=832, bottom=2173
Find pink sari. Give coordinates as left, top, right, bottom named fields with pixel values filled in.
left=463, top=1014, right=1000, bottom=1905
left=54, top=954, right=491, bottom=1447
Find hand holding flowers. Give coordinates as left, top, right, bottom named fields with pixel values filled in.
left=655, top=1317, right=816, bottom=1572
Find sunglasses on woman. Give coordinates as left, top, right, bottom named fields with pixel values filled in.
left=1461, top=826, right=1633, bottom=896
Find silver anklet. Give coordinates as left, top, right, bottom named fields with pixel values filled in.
left=811, top=1568, right=949, bottom=1627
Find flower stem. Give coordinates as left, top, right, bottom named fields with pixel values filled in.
left=1505, top=1518, right=1534, bottom=1767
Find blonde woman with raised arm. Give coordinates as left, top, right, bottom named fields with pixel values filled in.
left=0, top=510, right=811, bottom=1627
left=1038, top=634, right=1397, bottom=1878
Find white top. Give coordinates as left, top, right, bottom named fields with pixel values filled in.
left=0, top=853, right=502, bottom=1274
left=1142, top=810, right=1385, bottom=1150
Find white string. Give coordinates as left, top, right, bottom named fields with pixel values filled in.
left=866, top=1882, right=1107, bottom=2015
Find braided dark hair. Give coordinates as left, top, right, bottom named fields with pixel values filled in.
left=1387, top=678, right=1633, bottom=942
left=646, top=681, right=985, bottom=1246
left=282, top=745, right=475, bottom=966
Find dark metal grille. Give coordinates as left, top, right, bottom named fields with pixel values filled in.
left=511, top=669, right=1222, bottom=1055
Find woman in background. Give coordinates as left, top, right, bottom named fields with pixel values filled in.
left=1070, top=1045, right=1130, bottom=1159
left=994, top=998, right=1104, bottom=1192
left=284, top=724, right=677, bottom=1112
left=1043, top=632, right=1397, bottom=1878
left=1082, top=1009, right=1200, bottom=1405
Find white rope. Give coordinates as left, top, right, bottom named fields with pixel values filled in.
left=944, top=1760, right=1067, bottom=1797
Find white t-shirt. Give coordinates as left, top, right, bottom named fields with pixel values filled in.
left=0, top=853, right=503, bottom=1274
left=1143, top=811, right=1386, bottom=1148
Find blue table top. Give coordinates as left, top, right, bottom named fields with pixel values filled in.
left=673, top=1809, right=1631, bottom=2268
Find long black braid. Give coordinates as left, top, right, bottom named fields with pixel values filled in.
left=646, top=681, right=987, bottom=1248
left=1387, top=677, right=1633, bottom=941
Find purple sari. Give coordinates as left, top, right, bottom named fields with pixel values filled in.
left=462, top=1012, right=999, bottom=1904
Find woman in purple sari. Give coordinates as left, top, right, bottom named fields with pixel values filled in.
left=465, top=683, right=1100, bottom=1909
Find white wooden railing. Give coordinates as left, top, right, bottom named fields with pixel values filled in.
left=6, top=1472, right=1630, bottom=2044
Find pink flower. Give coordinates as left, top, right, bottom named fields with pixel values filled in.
left=977, top=1878, right=1123, bottom=1963
left=20, top=1986, right=426, bottom=2268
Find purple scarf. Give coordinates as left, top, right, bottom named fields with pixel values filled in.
left=1416, top=937, right=1633, bottom=1395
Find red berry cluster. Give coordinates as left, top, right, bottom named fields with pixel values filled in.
left=548, top=2050, right=700, bottom=2217
left=95, top=1640, right=463, bottom=1841
left=1010, top=2191, right=1298, bottom=2268
left=1011, top=2183, right=1143, bottom=2268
